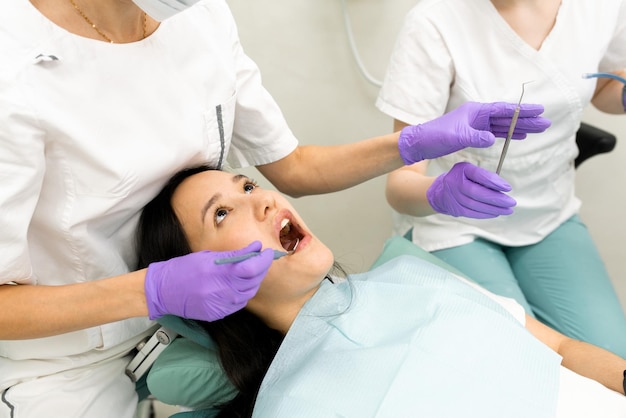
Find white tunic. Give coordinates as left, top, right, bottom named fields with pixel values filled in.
left=376, top=0, right=626, bottom=251
left=0, top=0, right=297, bottom=388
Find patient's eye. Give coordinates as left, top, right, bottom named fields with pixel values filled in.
left=243, top=179, right=258, bottom=194
left=215, top=208, right=229, bottom=225
left=213, top=179, right=258, bottom=225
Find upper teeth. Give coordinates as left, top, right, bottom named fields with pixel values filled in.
left=280, top=218, right=290, bottom=229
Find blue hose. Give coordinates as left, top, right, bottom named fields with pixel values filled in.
left=582, top=72, right=626, bottom=85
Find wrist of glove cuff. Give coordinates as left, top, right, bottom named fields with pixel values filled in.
left=622, top=85, right=626, bottom=112
left=398, top=125, right=426, bottom=165
left=426, top=180, right=447, bottom=216
left=145, top=260, right=169, bottom=320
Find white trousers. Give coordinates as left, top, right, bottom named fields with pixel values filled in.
left=1, top=355, right=137, bottom=418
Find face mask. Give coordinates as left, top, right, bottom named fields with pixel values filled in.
left=132, top=0, right=200, bottom=21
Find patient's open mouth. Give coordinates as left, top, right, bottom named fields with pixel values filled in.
left=279, top=218, right=303, bottom=252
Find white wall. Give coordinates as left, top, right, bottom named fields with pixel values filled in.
left=576, top=108, right=626, bottom=308
left=226, top=0, right=626, bottom=309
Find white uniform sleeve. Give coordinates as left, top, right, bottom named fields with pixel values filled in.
left=376, top=6, right=454, bottom=125
left=0, top=73, right=45, bottom=284
left=599, top=0, right=626, bottom=72
left=214, top=1, right=298, bottom=168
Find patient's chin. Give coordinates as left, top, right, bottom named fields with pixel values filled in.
left=288, top=240, right=333, bottom=276
left=313, top=245, right=335, bottom=273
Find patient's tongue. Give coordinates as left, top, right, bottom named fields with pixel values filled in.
left=285, top=239, right=297, bottom=252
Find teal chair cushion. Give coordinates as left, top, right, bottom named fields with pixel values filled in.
left=147, top=337, right=235, bottom=411
left=147, top=236, right=466, bottom=413
left=370, top=235, right=470, bottom=280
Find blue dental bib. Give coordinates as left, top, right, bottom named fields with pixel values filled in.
left=254, top=256, right=561, bottom=418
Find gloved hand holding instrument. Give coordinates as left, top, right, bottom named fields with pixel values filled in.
left=399, top=100, right=551, bottom=219
left=144, top=241, right=274, bottom=322
left=427, top=162, right=516, bottom=219
left=397, top=101, right=551, bottom=165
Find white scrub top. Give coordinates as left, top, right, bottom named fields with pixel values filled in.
left=0, top=0, right=297, bottom=387
left=376, top=0, right=626, bottom=251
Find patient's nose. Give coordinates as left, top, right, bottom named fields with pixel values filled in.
left=253, top=192, right=276, bottom=221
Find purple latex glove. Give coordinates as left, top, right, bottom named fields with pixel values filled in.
left=427, top=162, right=516, bottom=219
left=144, top=241, right=273, bottom=321
left=398, top=101, right=551, bottom=165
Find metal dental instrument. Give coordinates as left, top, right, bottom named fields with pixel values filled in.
left=214, top=238, right=300, bottom=265
left=496, top=81, right=534, bottom=175
left=214, top=249, right=289, bottom=265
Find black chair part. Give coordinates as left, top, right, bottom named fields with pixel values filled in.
left=575, top=122, right=617, bottom=168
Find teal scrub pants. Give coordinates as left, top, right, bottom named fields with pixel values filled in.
left=419, top=215, right=626, bottom=358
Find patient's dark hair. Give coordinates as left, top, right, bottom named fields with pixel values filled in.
left=136, top=164, right=281, bottom=417
left=136, top=164, right=347, bottom=417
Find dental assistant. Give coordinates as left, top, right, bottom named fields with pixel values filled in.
left=0, top=0, right=550, bottom=416
left=378, top=0, right=626, bottom=357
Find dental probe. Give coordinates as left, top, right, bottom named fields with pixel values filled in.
left=496, top=81, right=534, bottom=175
left=215, top=238, right=299, bottom=265
left=214, top=249, right=289, bottom=265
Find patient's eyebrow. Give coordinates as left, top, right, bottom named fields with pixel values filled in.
left=200, top=193, right=221, bottom=224
left=200, top=174, right=249, bottom=223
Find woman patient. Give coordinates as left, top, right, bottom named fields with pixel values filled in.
left=136, top=165, right=626, bottom=418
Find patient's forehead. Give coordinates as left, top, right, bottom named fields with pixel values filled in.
left=185, top=169, right=230, bottom=187
left=171, top=170, right=229, bottom=217
left=176, top=170, right=230, bottom=197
